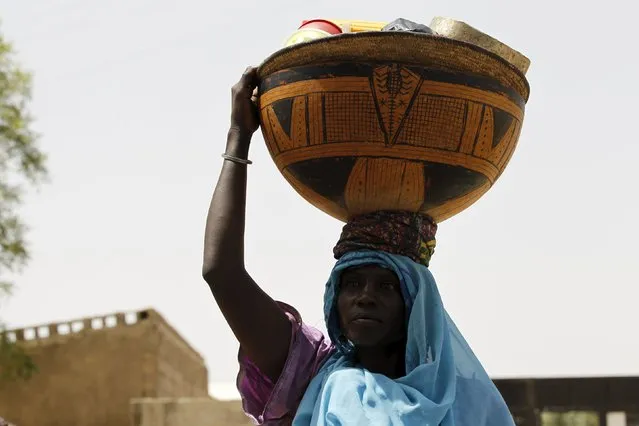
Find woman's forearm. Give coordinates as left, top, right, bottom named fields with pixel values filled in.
left=202, top=129, right=251, bottom=275
left=201, top=128, right=291, bottom=382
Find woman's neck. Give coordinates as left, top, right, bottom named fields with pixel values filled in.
left=355, top=342, right=405, bottom=379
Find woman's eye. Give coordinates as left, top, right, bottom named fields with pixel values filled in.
left=380, top=282, right=396, bottom=290
left=344, top=280, right=359, bottom=288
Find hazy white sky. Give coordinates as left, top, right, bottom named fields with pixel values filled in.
left=1, top=0, right=638, bottom=388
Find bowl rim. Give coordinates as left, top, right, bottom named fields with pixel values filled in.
left=257, top=31, right=530, bottom=102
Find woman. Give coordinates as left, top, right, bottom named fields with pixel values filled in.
left=202, top=67, right=515, bottom=425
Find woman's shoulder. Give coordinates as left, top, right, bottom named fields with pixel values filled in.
left=237, top=301, right=336, bottom=424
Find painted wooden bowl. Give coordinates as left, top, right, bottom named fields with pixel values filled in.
left=257, top=29, right=530, bottom=223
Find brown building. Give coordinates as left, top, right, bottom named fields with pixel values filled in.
left=494, top=376, right=639, bottom=426
left=0, top=308, right=250, bottom=426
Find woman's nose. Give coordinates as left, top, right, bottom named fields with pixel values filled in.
left=355, top=282, right=377, bottom=304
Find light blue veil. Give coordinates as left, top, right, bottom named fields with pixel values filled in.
left=293, top=250, right=514, bottom=426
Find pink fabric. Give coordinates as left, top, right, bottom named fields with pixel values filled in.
left=237, top=302, right=335, bottom=425
left=0, top=417, right=15, bottom=426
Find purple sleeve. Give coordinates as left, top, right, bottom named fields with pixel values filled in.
left=236, top=302, right=334, bottom=425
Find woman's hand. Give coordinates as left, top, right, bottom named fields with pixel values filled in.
left=227, top=66, right=260, bottom=157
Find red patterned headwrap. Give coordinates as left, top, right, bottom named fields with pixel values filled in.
left=333, top=211, right=437, bottom=267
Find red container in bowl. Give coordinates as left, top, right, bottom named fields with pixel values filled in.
left=299, top=19, right=343, bottom=35
left=284, top=19, right=343, bottom=47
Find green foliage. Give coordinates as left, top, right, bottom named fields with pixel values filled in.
left=0, top=335, right=36, bottom=381
left=0, top=25, right=47, bottom=382
left=540, top=411, right=600, bottom=426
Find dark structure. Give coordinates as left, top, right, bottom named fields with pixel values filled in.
left=494, top=377, right=639, bottom=425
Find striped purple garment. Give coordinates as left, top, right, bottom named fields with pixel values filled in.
left=236, top=302, right=334, bottom=425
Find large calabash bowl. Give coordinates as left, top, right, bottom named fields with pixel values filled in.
left=257, top=32, right=530, bottom=223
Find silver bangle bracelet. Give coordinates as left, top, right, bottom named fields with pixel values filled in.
left=222, top=153, right=252, bottom=165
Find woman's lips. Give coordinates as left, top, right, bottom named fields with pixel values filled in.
left=351, top=317, right=382, bottom=325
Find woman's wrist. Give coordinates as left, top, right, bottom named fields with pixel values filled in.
left=225, top=128, right=252, bottom=159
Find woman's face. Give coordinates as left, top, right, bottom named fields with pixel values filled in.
left=336, top=264, right=405, bottom=348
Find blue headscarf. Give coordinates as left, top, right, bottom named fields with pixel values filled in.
left=292, top=250, right=514, bottom=425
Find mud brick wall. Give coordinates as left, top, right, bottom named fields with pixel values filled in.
left=130, top=397, right=252, bottom=426
left=0, top=309, right=208, bottom=426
